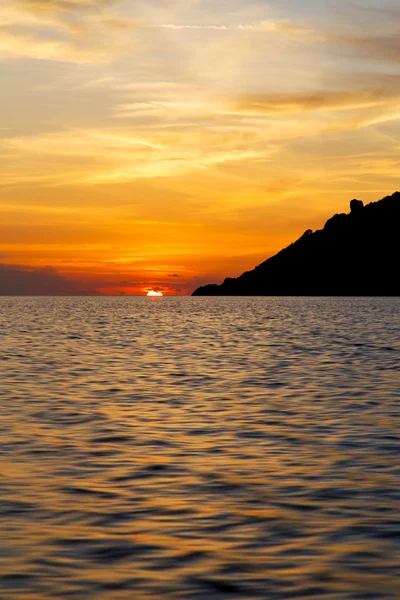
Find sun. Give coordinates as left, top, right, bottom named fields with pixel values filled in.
left=147, top=290, right=163, bottom=297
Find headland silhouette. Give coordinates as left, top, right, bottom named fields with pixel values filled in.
left=192, top=192, right=400, bottom=296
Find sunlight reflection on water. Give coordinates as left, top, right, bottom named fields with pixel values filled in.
left=0, top=297, right=399, bottom=599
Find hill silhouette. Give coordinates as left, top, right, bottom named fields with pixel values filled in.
left=192, top=192, right=400, bottom=296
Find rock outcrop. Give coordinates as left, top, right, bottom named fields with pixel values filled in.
left=350, top=199, right=364, bottom=214
left=192, top=192, right=400, bottom=296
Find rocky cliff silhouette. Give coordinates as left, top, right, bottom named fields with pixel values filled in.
left=192, top=192, right=400, bottom=296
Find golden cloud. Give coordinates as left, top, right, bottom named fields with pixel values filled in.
left=0, top=0, right=134, bottom=63
left=0, top=27, right=112, bottom=62
left=16, top=0, right=112, bottom=13
left=228, top=89, right=392, bottom=116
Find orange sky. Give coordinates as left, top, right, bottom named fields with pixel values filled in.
left=1, top=0, right=400, bottom=294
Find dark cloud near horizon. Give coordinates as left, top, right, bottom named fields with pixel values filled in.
left=0, top=264, right=99, bottom=295
left=0, top=264, right=223, bottom=295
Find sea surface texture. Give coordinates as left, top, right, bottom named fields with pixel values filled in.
left=0, top=297, right=399, bottom=600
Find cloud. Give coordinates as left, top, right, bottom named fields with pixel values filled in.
left=153, top=20, right=319, bottom=40
left=1, top=126, right=265, bottom=184
left=227, top=88, right=392, bottom=116
left=339, top=33, right=400, bottom=64
left=0, top=263, right=100, bottom=294
left=156, top=24, right=230, bottom=31
left=17, top=0, right=111, bottom=12
left=0, top=27, right=111, bottom=63
left=0, top=0, right=134, bottom=63
left=347, top=2, right=400, bottom=19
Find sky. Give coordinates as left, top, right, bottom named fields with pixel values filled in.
left=1, top=0, right=400, bottom=295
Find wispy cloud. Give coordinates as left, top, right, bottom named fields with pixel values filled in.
left=227, top=89, right=393, bottom=116
left=339, top=33, right=400, bottom=64
left=156, top=24, right=229, bottom=31
left=152, top=20, right=320, bottom=40
left=0, top=0, right=134, bottom=63
left=0, top=27, right=111, bottom=62
left=1, top=126, right=265, bottom=184
left=17, top=0, right=111, bottom=10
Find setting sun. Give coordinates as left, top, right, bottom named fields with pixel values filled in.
left=147, top=290, right=163, bottom=297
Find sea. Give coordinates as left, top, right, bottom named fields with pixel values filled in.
left=0, top=296, right=399, bottom=600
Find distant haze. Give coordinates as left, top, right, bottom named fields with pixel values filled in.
left=1, top=0, right=400, bottom=294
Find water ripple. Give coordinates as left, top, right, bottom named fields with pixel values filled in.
left=0, top=296, right=399, bottom=599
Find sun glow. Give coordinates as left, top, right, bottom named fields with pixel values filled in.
left=147, top=290, right=163, bottom=297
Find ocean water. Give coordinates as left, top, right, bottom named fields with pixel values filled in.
left=0, top=296, right=399, bottom=600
